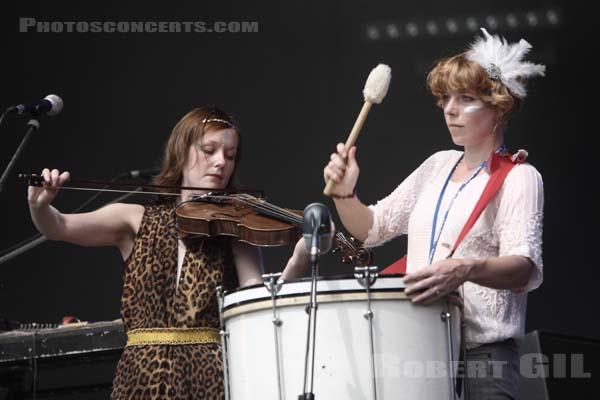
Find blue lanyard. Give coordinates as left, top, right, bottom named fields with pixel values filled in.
left=427, top=146, right=505, bottom=264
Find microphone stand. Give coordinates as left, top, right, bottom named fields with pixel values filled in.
left=0, top=118, right=40, bottom=193
left=299, top=222, right=321, bottom=400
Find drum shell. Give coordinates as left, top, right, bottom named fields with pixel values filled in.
left=222, top=276, right=461, bottom=399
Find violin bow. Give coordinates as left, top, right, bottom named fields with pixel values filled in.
left=19, top=174, right=265, bottom=198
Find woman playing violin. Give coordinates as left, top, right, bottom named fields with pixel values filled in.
left=28, top=106, right=310, bottom=400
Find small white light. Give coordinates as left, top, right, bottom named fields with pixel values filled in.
left=425, top=21, right=439, bottom=35
left=526, top=12, right=539, bottom=27
left=406, top=22, right=419, bottom=37
left=366, top=25, right=380, bottom=40
left=465, top=17, right=478, bottom=31
left=386, top=24, right=399, bottom=39
left=446, top=18, right=459, bottom=34
left=546, top=9, right=560, bottom=25
left=505, top=13, right=519, bottom=28
left=485, top=15, right=499, bottom=30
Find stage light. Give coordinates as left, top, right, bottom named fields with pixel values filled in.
left=526, top=11, right=539, bottom=27
left=465, top=17, right=479, bottom=32
left=363, top=7, right=561, bottom=43
left=425, top=21, right=439, bottom=35
left=386, top=24, right=400, bottom=39
left=505, top=13, right=519, bottom=28
left=546, top=9, right=560, bottom=25
left=366, top=25, right=380, bottom=41
left=445, top=18, right=459, bottom=34
left=405, top=22, right=419, bottom=37
left=485, top=15, right=499, bottom=30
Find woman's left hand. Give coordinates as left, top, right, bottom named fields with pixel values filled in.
left=403, top=258, right=475, bottom=305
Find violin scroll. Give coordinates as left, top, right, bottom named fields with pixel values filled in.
left=332, top=233, right=372, bottom=267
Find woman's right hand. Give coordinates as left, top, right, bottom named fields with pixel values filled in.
left=323, top=143, right=359, bottom=197
left=28, top=168, right=70, bottom=207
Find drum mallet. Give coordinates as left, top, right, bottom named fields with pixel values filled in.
left=323, top=63, right=392, bottom=196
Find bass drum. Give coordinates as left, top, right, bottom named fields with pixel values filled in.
left=220, top=274, right=462, bottom=399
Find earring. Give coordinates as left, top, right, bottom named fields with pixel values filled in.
left=492, top=123, right=498, bottom=134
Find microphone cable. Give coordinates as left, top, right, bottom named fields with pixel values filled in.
left=0, top=111, right=7, bottom=128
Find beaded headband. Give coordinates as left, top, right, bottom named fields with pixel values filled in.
left=202, top=117, right=235, bottom=128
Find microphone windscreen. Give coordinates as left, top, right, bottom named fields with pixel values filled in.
left=44, top=94, right=64, bottom=116
left=302, top=202, right=333, bottom=254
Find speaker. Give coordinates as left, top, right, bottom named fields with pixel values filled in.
left=518, top=330, right=600, bottom=399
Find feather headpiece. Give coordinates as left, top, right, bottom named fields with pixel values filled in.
left=467, top=28, right=545, bottom=98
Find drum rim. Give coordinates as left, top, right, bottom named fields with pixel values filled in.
left=222, top=273, right=460, bottom=312
left=222, top=292, right=464, bottom=320
left=222, top=286, right=406, bottom=312
left=222, top=273, right=406, bottom=296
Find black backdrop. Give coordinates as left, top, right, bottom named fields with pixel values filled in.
left=1, top=0, right=597, bottom=341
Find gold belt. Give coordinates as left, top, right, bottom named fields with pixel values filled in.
left=126, top=327, right=221, bottom=347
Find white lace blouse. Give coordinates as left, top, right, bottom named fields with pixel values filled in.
left=364, top=150, right=544, bottom=347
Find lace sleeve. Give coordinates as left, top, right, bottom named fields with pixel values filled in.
left=494, top=163, right=544, bottom=292
left=364, top=151, right=450, bottom=247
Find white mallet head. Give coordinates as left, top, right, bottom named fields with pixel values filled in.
left=363, top=64, right=391, bottom=104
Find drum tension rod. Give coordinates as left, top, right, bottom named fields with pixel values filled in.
left=216, top=286, right=231, bottom=400
left=263, top=273, right=285, bottom=400
left=355, top=266, right=379, bottom=400
left=263, top=273, right=284, bottom=326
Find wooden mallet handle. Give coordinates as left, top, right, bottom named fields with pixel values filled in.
left=323, top=101, right=373, bottom=196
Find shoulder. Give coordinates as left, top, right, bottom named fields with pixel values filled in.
left=505, top=161, right=543, bottom=187
left=496, top=161, right=544, bottom=210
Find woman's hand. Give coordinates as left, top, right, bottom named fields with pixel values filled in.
left=323, top=143, right=359, bottom=197
left=28, top=168, right=70, bottom=208
left=403, top=258, right=475, bottom=305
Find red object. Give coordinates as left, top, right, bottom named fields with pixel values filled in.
left=62, top=316, right=79, bottom=324
left=382, top=152, right=521, bottom=275
left=382, top=255, right=407, bottom=274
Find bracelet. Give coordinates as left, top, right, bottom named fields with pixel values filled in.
left=331, top=189, right=356, bottom=199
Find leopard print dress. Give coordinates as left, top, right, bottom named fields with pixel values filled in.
left=111, top=202, right=238, bottom=399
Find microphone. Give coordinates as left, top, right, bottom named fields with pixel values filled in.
left=122, top=167, right=160, bottom=179
left=302, top=202, right=334, bottom=256
left=5, top=94, right=64, bottom=117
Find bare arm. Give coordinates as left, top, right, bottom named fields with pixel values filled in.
left=28, top=168, right=143, bottom=259
left=280, top=237, right=310, bottom=280
left=323, top=143, right=373, bottom=241
left=403, top=255, right=535, bottom=304
left=232, top=241, right=264, bottom=287
left=466, top=256, right=534, bottom=291
left=232, top=237, right=312, bottom=286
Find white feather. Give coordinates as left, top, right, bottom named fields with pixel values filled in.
left=363, top=64, right=392, bottom=104
left=467, top=28, right=545, bottom=98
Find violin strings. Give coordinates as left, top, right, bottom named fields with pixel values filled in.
left=239, top=194, right=302, bottom=222
left=236, top=194, right=303, bottom=225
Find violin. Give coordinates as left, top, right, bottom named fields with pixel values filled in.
left=176, top=192, right=372, bottom=266
left=21, top=174, right=372, bottom=266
